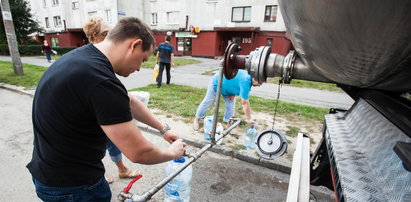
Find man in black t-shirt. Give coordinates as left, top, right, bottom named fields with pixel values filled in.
left=27, top=17, right=186, bottom=201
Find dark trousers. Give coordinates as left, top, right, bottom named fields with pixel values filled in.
left=157, top=62, right=171, bottom=87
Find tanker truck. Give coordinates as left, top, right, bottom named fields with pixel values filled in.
left=221, top=0, right=411, bottom=201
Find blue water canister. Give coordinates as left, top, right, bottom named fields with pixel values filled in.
left=164, top=157, right=193, bottom=202
left=244, top=126, right=258, bottom=149
left=203, top=116, right=213, bottom=140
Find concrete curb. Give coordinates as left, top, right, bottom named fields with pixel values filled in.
left=0, top=83, right=35, bottom=97
left=0, top=83, right=292, bottom=175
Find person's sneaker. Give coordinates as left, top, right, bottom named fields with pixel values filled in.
left=193, top=118, right=199, bottom=131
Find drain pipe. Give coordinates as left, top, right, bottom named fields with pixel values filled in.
left=117, top=118, right=242, bottom=202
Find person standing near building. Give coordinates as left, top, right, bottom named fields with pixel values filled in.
left=27, top=17, right=186, bottom=201
left=41, top=40, right=52, bottom=63
left=193, top=69, right=262, bottom=130
left=155, top=34, right=175, bottom=88
left=83, top=16, right=140, bottom=184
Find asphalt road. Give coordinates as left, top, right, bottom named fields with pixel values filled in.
left=0, top=55, right=354, bottom=109
left=0, top=88, right=334, bottom=201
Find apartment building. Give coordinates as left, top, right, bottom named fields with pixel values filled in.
left=29, top=0, right=291, bottom=57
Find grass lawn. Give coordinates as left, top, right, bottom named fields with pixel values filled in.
left=202, top=69, right=342, bottom=92
left=141, top=56, right=201, bottom=69
left=0, top=61, right=47, bottom=89
left=0, top=60, right=329, bottom=123
left=131, top=84, right=328, bottom=122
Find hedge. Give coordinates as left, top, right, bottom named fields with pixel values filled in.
left=0, top=44, right=77, bottom=56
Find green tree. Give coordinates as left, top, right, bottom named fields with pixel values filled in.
left=0, top=0, right=43, bottom=44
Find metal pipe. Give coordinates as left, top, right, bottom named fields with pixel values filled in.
left=118, top=118, right=242, bottom=202
left=210, top=67, right=224, bottom=143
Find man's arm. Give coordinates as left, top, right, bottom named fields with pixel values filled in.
left=155, top=51, right=160, bottom=64
left=128, top=93, right=178, bottom=143
left=171, top=53, right=175, bottom=67
left=241, top=98, right=254, bottom=126
left=101, top=121, right=185, bottom=164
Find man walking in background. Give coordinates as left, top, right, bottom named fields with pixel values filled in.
left=156, top=34, right=175, bottom=88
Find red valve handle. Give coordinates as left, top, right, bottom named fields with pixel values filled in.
left=123, top=174, right=143, bottom=194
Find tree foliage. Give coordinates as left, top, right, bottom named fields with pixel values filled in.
left=0, top=0, right=43, bottom=44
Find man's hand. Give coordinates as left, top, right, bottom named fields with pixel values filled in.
left=168, top=139, right=186, bottom=159
left=163, top=130, right=179, bottom=144
left=171, top=62, right=175, bottom=67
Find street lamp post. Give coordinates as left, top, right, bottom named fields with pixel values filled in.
left=1, top=0, right=24, bottom=75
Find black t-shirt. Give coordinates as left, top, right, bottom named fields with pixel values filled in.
left=27, top=44, right=132, bottom=187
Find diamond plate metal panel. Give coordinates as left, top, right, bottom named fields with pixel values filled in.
left=325, top=99, right=411, bottom=202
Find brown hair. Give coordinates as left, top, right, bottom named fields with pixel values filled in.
left=82, top=16, right=109, bottom=43
left=107, top=17, right=155, bottom=51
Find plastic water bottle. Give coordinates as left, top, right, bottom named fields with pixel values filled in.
left=164, top=157, right=192, bottom=202
left=244, top=126, right=258, bottom=149
left=215, top=122, right=224, bottom=145
left=203, top=116, right=213, bottom=140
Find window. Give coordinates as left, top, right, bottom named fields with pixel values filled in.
left=52, top=0, right=59, bottom=6
left=264, top=5, right=277, bottom=22
left=45, top=17, right=49, bottom=28
left=53, top=16, right=61, bottom=27
left=51, top=37, right=59, bottom=47
left=167, top=11, right=179, bottom=24
left=72, top=1, right=79, bottom=9
left=231, top=37, right=241, bottom=44
left=88, top=11, right=97, bottom=16
left=232, top=6, right=251, bottom=22
left=151, top=13, right=158, bottom=25
left=105, top=9, right=112, bottom=22
left=266, top=38, right=273, bottom=47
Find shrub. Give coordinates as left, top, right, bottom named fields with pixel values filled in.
left=0, top=44, right=77, bottom=56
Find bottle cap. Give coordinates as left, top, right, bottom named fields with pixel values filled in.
left=173, top=157, right=186, bottom=163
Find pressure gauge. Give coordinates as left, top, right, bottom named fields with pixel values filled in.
left=255, top=129, right=287, bottom=159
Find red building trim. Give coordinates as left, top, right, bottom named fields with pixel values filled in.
left=153, top=30, right=291, bottom=57
left=43, top=31, right=88, bottom=47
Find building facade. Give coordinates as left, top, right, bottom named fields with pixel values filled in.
left=28, top=0, right=291, bottom=57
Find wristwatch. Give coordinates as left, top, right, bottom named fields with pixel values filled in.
left=160, top=123, right=171, bottom=135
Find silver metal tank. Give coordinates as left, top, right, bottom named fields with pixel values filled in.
left=278, top=0, right=411, bottom=92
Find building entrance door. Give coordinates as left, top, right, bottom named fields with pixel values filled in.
left=183, top=38, right=192, bottom=56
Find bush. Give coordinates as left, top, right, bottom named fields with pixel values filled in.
left=0, top=44, right=77, bottom=56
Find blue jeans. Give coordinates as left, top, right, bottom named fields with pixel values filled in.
left=195, top=81, right=235, bottom=122
left=45, top=52, right=51, bottom=61
left=107, top=137, right=122, bottom=162
left=32, top=177, right=111, bottom=202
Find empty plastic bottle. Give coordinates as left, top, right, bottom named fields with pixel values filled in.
left=244, top=126, right=258, bottom=149
left=164, top=157, right=192, bottom=202
left=215, top=122, right=224, bottom=145
left=203, top=116, right=213, bottom=140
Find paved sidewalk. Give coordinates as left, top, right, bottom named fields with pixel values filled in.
left=0, top=55, right=354, bottom=109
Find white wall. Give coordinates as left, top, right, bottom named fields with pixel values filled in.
left=145, top=0, right=286, bottom=32
left=28, top=0, right=286, bottom=33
